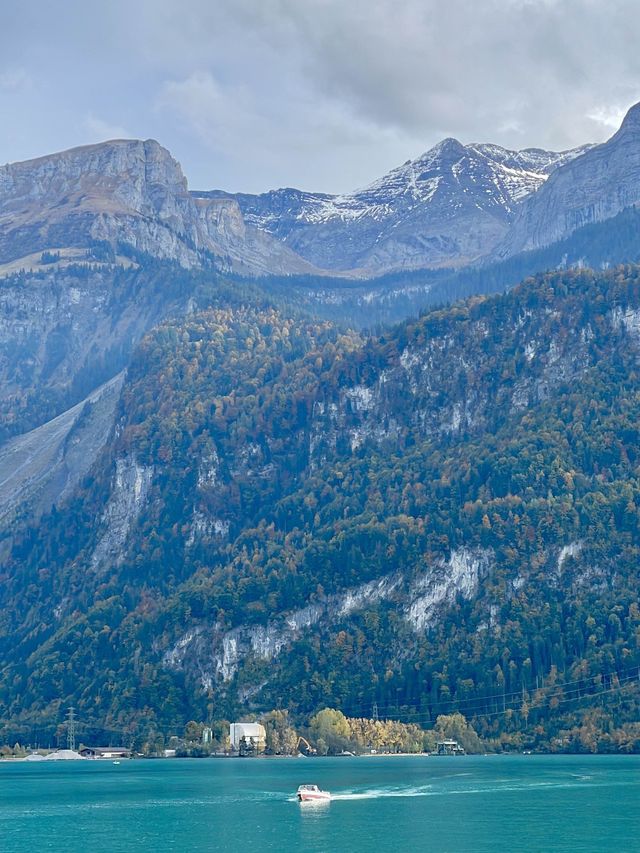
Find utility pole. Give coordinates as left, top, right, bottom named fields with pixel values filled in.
left=66, top=707, right=76, bottom=752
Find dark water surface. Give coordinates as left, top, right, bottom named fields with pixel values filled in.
left=1, top=754, right=638, bottom=852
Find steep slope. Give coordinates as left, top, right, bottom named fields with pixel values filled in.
left=0, top=140, right=315, bottom=276
left=0, top=251, right=303, bottom=565
left=0, top=372, right=124, bottom=533
left=202, top=140, right=590, bottom=274
left=497, top=102, right=640, bottom=257
left=2, top=268, right=640, bottom=749
left=0, top=140, right=321, bottom=574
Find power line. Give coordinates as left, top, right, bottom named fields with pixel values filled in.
left=378, top=670, right=640, bottom=725
left=3, top=662, right=640, bottom=744
left=345, top=662, right=640, bottom=720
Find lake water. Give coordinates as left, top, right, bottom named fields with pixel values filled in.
left=1, top=755, right=638, bottom=852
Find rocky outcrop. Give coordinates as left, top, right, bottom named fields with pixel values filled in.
left=497, top=103, right=640, bottom=257
left=90, top=456, right=154, bottom=570
left=405, top=548, right=491, bottom=631
left=308, top=299, right=601, bottom=463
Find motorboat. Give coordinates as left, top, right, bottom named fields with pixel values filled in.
left=296, top=784, right=331, bottom=802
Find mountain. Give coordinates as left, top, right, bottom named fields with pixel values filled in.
left=3, top=109, right=640, bottom=753
left=0, top=137, right=319, bottom=523
left=1, top=115, right=640, bottom=549
left=0, top=253, right=290, bottom=554
left=497, top=103, right=640, bottom=257
left=202, top=140, right=591, bottom=274
left=0, top=139, right=315, bottom=276
left=2, top=106, right=639, bottom=286
left=2, top=266, right=640, bottom=750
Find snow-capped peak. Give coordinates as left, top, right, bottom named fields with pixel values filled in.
left=206, top=134, right=594, bottom=275
left=293, top=138, right=591, bottom=226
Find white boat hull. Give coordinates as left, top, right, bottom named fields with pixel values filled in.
left=298, top=792, right=331, bottom=802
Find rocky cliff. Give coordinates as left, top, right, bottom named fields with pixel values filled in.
left=0, top=139, right=315, bottom=276
left=497, top=103, right=640, bottom=257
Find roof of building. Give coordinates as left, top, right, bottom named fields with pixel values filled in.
left=81, top=746, right=129, bottom=753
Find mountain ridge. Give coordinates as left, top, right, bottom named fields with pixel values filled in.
left=200, top=139, right=592, bottom=274
left=3, top=103, right=640, bottom=281
left=0, top=138, right=318, bottom=276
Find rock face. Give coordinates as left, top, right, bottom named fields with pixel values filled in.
left=0, top=139, right=315, bottom=275
left=0, top=263, right=183, bottom=442
left=164, top=549, right=491, bottom=690
left=90, top=456, right=155, bottom=571
left=203, top=140, right=590, bottom=274
left=308, top=298, right=598, bottom=463
left=497, top=103, right=640, bottom=257
left=0, top=260, right=192, bottom=547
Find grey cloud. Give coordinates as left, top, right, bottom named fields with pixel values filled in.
left=0, top=0, right=639, bottom=191
left=226, top=0, right=640, bottom=147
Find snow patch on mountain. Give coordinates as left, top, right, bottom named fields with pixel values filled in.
left=245, top=141, right=589, bottom=230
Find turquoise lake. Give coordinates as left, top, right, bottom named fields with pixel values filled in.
left=1, top=755, right=638, bottom=852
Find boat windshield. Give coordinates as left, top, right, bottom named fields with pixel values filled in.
left=298, top=785, right=318, bottom=791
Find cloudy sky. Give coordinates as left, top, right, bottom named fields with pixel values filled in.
left=2, top=0, right=639, bottom=193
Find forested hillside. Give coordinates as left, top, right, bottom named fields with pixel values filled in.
left=2, top=266, right=640, bottom=752
left=260, top=204, right=640, bottom=328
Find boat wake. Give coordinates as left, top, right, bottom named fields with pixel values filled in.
left=287, top=785, right=432, bottom=803
left=287, top=773, right=616, bottom=804
left=330, top=785, right=433, bottom=801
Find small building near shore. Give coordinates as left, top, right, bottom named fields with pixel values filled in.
left=229, top=722, right=266, bottom=754
left=79, top=747, right=130, bottom=760
left=436, top=739, right=465, bottom=756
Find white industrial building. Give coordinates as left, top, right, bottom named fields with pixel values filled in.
left=229, top=722, right=266, bottom=752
